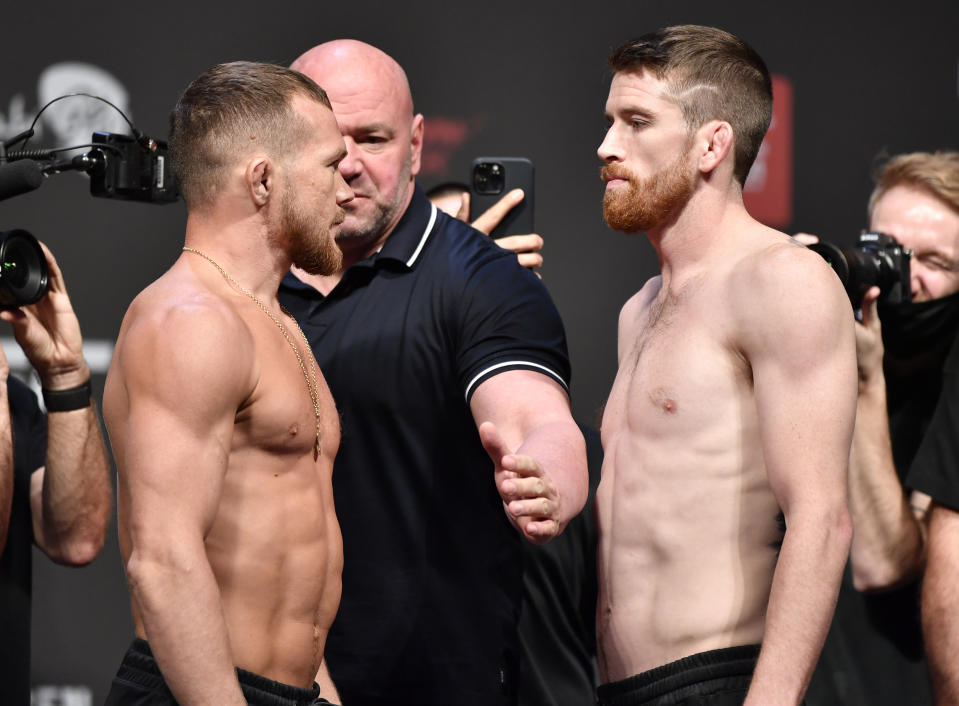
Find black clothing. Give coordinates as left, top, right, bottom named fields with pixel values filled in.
left=0, top=377, right=48, bottom=706
left=805, top=320, right=954, bottom=706
left=596, top=645, right=760, bottom=706
left=104, top=639, right=330, bottom=705
left=279, top=185, right=571, bottom=706
left=907, top=331, right=959, bottom=510
left=518, top=424, right=601, bottom=706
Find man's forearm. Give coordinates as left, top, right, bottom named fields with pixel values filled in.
left=516, top=418, right=588, bottom=528
left=922, top=503, right=959, bottom=704
left=34, top=402, right=111, bottom=564
left=847, top=379, right=925, bottom=590
left=128, top=546, right=246, bottom=705
left=745, top=506, right=852, bottom=705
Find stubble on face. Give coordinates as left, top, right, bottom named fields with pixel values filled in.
left=601, top=149, right=696, bottom=234
left=335, top=146, right=413, bottom=250
left=276, top=181, right=344, bottom=276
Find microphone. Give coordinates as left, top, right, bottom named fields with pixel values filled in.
left=0, top=160, right=44, bottom=202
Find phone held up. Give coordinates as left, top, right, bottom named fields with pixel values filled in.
left=469, top=157, right=534, bottom=239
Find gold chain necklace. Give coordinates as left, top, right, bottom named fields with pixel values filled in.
left=182, top=246, right=320, bottom=459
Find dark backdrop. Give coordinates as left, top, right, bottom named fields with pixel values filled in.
left=1, top=1, right=956, bottom=701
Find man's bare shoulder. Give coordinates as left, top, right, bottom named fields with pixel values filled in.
left=115, top=266, right=256, bottom=402
left=726, top=228, right=853, bottom=353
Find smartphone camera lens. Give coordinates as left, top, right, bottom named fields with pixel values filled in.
left=473, top=162, right=505, bottom=195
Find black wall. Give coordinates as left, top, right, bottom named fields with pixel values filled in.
left=1, top=0, right=956, bottom=701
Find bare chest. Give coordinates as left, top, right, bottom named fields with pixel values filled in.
left=605, top=290, right=750, bottom=443
left=235, top=314, right=340, bottom=462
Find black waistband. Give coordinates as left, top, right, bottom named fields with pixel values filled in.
left=598, top=644, right=761, bottom=704
left=117, top=638, right=322, bottom=706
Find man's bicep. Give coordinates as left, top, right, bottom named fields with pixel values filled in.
left=117, top=312, right=250, bottom=539
left=745, top=265, right=857, bottom=507
left=470, top=369, right=572, bottom=450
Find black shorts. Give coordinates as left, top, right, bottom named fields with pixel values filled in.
left=104, top=638, right=334, bottom=706
left=596, top=645, right=761, bottom=706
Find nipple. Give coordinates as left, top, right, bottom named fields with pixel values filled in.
left=649, top=387, right=679, bottom=414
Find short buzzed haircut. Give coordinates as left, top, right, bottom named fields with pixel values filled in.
left=868, top=151, right=959, bottom=220
left=169, top=61, right=332, bottom=208
left=608, top=25, right=772, bottom=187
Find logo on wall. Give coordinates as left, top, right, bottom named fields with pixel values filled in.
left=743, top=74, right=794, bottom=228
left=420, top=116, right=482, bottom=177
left=0, top=61, right=130, bottom=148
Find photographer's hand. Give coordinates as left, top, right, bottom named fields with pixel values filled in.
left=856, top=286, right=885, bottom=388
left=0, top=241, right=109, bottom=566
left=461, top=189, right=544, bottom=273
left=0, top=241, right=89, bottom=390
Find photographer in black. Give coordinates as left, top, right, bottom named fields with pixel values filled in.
left=0, top=236, right=112, bottom=704
left=798, top=151, right=959, bottom=706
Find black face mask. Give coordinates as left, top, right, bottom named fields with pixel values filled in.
left=879, top=289, right=959, bottom=361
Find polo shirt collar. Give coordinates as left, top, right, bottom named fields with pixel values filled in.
left=371, top=182, right=438, bottom=270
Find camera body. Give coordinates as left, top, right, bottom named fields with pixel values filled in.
left=809, top=232, right=912, bottom=308
left=87, top=131, right=178, bottom=203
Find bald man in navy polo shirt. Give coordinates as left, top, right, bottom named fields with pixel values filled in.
left=279, top=40, right=587, bottom=706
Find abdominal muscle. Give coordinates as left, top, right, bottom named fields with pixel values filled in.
left=133, top=447, right=341, bottom=688
left=596, top=348, right=783, bottom=683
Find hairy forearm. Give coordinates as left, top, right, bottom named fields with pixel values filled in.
left=127, top=545, right=246, bottom=705
left=847, top=380, right=924, bottom=590
left=745, top=505, right=852, bottom=705
left=516, top=418, right=588, bottom=528
left=35, top=402, right=112, bottom=564
left=922, top=504, right=959, bottom=704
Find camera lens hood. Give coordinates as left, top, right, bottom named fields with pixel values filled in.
left=0, top=229, right=49, bottom=309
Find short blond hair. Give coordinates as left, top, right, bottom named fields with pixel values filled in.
left=868, top=151, right=959, bottom=220
left=169, top=61, right=332, bottom=209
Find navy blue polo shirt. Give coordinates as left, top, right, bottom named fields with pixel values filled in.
left=0, top=377, right=48, bottom=706
left=279, top=184, right=570, bottom=706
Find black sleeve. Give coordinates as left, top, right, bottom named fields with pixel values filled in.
left=453, top=242, right=571, bottom=404
left=907, top=339, right=959, bottom=510
left=7, top=376, right=47, bottom=475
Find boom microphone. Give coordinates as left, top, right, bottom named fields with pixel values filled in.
left=0, top=160, right=44, bottom=202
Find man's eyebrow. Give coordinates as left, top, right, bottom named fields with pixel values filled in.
left=607, top=106, right=656, bottom=122
left=355, top=122, right=395, bottom=136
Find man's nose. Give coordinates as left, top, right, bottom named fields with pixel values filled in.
left=598, top=125, right=623, bottom=163
left=338, top=139, right=362, bottom=181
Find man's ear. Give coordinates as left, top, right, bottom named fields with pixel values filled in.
left=409, top=113, right=424, bottom=177
left=246, top=156, right=273, bottom=206
left=695, top=121, right=734, bottom=175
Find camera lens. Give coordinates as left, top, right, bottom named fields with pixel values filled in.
left=473, top=162, right=505, bottom=195
left=0, top=230, right=49, bottom=309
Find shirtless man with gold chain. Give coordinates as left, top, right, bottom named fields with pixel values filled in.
left=595, top=26, right=857, bottom=706
left=103, top=61, right=352, bottom=706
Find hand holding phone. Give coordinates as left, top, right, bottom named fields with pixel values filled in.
left=469, top=157, right=534, bottom=239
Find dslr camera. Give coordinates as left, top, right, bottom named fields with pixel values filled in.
left=808, top=232, right=912, bottom=308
